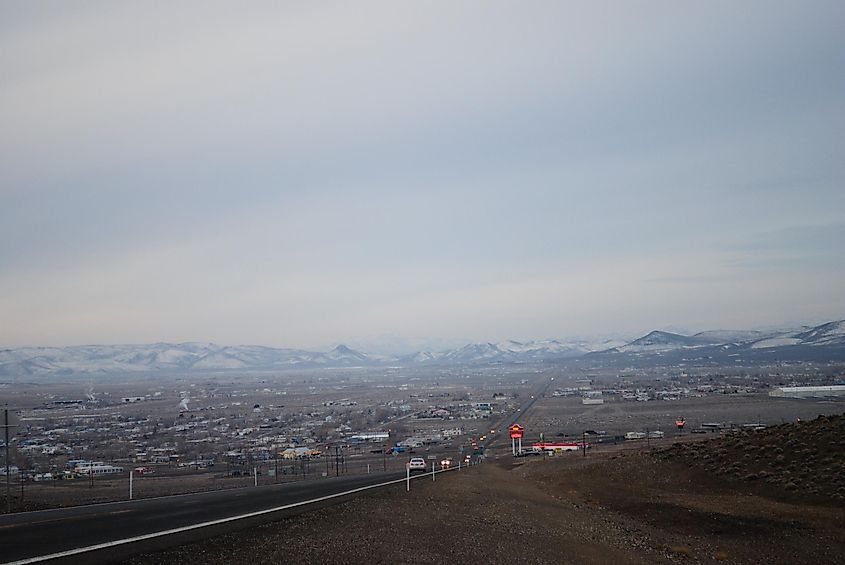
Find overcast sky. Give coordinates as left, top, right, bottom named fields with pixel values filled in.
left=2, top=1, right=844, bottom=350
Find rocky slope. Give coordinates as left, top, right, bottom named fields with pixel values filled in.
left=657, top=413, right=845, bottom=501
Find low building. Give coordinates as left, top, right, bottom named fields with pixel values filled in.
left=349, top=432, right=389, bottom=442
left=75, top=462, right=124, bottom=475
left=769, top=385, right=845, bottom=398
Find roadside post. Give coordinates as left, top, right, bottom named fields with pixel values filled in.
left=129, top=470, right=134, bottom=500
left=406, top=463, right=410, bottom=492
left=541, top=432, right=545, bottom=463
left=254, top=467, right=258, bottom=487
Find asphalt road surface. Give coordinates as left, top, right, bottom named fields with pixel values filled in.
left=483, top=377, right=553, bottom=453
left=0, top=469, right=443, bottom=564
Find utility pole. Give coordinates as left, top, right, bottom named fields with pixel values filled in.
left=4, top=409, right=10, bottom=514
left=1, top=408, right=20, bottom=513
left=335, top=446, right=339, bottom=477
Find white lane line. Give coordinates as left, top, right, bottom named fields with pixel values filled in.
left=4, top=468, right=455, bottom=565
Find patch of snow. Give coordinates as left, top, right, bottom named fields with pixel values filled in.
left=750, top=338, right=801, bottom=349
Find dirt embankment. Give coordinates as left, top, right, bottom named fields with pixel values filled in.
left=656, top=413, right=845, bottom=500
left=127, top=416, right=845, bottom=565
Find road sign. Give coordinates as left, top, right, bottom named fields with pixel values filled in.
left=508, top=424, right=524, bottom=439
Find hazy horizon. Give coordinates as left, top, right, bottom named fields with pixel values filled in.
left=2, top=2, right=844, bottom=349
left=4, top=316, right=843, bottom=354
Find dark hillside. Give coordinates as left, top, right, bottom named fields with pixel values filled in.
left=657, top=414, right=845, bottom=501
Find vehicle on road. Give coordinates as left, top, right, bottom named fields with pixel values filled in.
left=408, top=457, right=426, bottom=472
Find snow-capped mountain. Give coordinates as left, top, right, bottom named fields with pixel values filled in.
left=0, top=342, right=376, bottom=376
left=321, top=344, right=375, bottom=364
left=794, top=320, right=845, bottom=346
left=614, top=331, right=716, bottom=353
left=1, top=320, right=843, bottom=376
left=452, top=342, right=516, bottom=362
left=494, top=339, right=587, bottom=357
left=591, top=320, right=845, bottom=362
left=691, top=330, right=772, bottom=344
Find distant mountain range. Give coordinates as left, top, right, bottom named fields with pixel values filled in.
left=604, top=320, right=845, bottom=354
left=1, top=320, right=844, bottom=376
left=587, top=320, right=845, bottom=366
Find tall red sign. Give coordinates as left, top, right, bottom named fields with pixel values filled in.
left=509, top=424, right=524, bottom=439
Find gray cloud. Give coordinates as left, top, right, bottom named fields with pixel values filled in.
left=1, top=1, right=843, bottom=347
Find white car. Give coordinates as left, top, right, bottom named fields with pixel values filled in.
left=408, top=457, right=427, bottom=472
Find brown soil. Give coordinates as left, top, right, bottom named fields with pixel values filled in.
left=656, top=413, right=845, bottom=501
left=125, top=422, right=845, bottom=565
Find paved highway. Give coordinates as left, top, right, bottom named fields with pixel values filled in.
left=482, top=377, right=554, bottom=453
left=0, top=469, right=447, bottom=564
